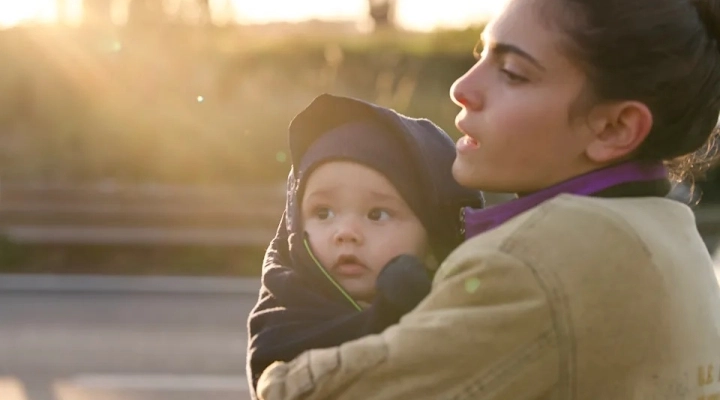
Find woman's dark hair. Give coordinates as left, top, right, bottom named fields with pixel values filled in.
left=544, top=0, right=720, bottom=181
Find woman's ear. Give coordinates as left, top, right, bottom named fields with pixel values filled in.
left=585, top=100, right=653, bottom=163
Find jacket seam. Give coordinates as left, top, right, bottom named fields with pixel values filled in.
left=497, top=204, right=578, bottom=400
left=498, top=203, right=578, bottom=400
left=490, top=196, right=661, bottom=400
left=443, top=206, right=568, bottom=400
left=447, top=326, right=557, bottom=400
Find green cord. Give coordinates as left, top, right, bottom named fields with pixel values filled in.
left=303, top=238, right=363, bottom=311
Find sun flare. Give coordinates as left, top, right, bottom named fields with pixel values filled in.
left=0, top=1, right=57, bottom=27
left=0, top=0, right=501, bottom=31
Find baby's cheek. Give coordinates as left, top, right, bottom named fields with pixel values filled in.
left=304, top=227, right=334, bottom=268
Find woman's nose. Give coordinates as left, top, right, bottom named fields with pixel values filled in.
left=450, top=63, right=484, bottom=111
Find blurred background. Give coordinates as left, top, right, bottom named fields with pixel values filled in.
left=0, top=0, right=503, bottom=276
left=0, top=1, right=718, bottom=399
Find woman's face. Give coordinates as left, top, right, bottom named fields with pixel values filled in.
left=450, top=0, right=598, bottom=193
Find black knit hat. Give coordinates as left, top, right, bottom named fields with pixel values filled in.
left=286, top=94, right=485, bottom=261
left=296, top=120, right=425, bottom=223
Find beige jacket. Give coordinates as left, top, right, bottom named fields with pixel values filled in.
left=257, top=195, right=720, bottom=400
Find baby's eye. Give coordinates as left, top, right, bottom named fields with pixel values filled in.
left=368, top=208, right=391, bottom=221
left=315, top=207, right=334, bottom=220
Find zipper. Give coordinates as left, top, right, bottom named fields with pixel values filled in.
left=302, top=236, right=363, bottom=311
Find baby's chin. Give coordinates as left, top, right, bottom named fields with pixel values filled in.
left=343, top=285, right=376, bottom=305
left=332, top=275, right=375, bottom=302
left=348, top=290, right=376, bottom=304
left=356, top=300, right=373, bottom=309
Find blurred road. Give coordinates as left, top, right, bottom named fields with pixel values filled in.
left=0, top=278, right=259, bottom=400
left=0, top=234, right=718, bottom=400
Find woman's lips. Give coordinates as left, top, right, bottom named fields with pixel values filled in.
left=456, top=134, right=480, bottom=153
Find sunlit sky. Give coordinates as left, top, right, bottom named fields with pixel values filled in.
left=0, top=0, right=503, bottom=31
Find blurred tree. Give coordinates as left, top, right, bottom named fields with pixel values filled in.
left=176, top=0, right=213, bottom=26
left=56, top=0, right=68, bottom=24
left=82, top=0, right=113, bottom=26
left=127, top=0, right=211, bottom=26
left=127, top=0, right=168, bottom=27
left=197, top=0, right=212, bottom=25
left=368, top=0, right=396, bottom=31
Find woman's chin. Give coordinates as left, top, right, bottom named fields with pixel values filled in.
left=452, top=158, right=484, bottom=189
left=452, top=158, right=515, bottom=192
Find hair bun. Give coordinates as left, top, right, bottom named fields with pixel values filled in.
left=692, top=0, right=720, bottom=47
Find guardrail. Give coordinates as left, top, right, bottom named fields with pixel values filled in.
left=0, top=182, right=286, bottom=248
left=1, top=183, right=720, bottom=249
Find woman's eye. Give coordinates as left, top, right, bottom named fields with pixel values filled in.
left=368, top=208, right=391, bottom=221
left=500, top=68, right=528, bottom=83
left=316, top=207, right=334, bottom=220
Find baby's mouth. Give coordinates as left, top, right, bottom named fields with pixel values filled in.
left=332, top=255, right=367, bottom=277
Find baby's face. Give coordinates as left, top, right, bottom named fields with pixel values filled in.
left=301, top=161, right=429, bottom=302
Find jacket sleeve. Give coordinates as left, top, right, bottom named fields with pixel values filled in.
left=256, top=247, right=560, bottom=400
left=247, top=215, right=431, bottom=395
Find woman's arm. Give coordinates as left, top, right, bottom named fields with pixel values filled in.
left=256, top=246, right=558, bottom=400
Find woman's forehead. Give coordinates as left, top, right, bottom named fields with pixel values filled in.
left=483, top=0, right=578, bottom=72
left=484, top=0, right=548, bottom=47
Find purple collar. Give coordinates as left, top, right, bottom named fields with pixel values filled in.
left=464, top=161, right=668, bottom=238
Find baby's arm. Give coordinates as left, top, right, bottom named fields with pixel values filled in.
left=247, top=217, right=431, bottom=396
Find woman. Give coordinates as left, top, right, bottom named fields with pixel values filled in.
left=256, top=0, right=720, bottom=398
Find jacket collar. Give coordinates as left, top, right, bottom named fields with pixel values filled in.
left=464, top=161, right=669, bottom=238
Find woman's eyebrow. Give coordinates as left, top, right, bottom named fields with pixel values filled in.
left=479, top=34, right=546, bottom=71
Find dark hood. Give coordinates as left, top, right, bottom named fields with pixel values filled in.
left=283, top=93, right=484, bottom=302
